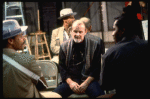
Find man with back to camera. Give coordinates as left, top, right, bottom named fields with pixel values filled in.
left=3, top=19, right=61, bottom=98
left=52, top=20, right=105, bottom=98
left=50, top=8, right=76, bottom=64
left=99, top=6, right=148, bottom=98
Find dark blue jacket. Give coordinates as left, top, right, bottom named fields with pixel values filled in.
left=101, top=36, right=148, bottom=98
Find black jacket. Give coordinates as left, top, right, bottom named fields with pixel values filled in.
left=59, top=33, right=105, bottom=82
left=101, top=36, right=148, bottom=98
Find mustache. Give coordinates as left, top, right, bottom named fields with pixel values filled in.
left=74, top=35, right=81, bottom=39
left=23, top=40, right=26, bottom=44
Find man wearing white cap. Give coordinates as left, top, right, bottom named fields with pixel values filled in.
left=50, top=8, right=77, bottom=64
left=3, top=19, right=61, bottom=98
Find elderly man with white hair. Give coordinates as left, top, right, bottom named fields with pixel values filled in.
left=53, top=20, right=105, bottom=98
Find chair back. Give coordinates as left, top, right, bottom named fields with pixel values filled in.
left=36, top=60, right=58, bottom=88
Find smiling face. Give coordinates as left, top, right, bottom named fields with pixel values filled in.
left=71, top=20, right=87, bottom=43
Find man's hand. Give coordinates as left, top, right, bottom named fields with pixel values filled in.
left=78, top=76, right=94, bottom=94
left=66, top=77, right=94, bottom=94
left=66, top=78, right=80, bottom=94
left=78, top=82, right=88, bottom=94
left=69, top=81, right=81, bottom=94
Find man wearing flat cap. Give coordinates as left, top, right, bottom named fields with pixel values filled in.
left=50, top=8, right=77, bottom=64
left=3, top=19, right=61, bottom=98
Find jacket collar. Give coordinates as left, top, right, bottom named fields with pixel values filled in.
left=3, top=48, right=19, bottom=57
left=118, top=35, right=141, bottom=44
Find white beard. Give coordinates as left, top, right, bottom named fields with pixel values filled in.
left=73, top=38, right=83, bottom=43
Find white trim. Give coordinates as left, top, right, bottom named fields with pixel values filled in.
left=3, top=54, right=40, bottom=81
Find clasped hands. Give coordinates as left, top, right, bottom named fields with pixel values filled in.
left=69, top=81, right=88, bottom=94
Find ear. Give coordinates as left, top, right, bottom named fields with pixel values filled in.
left=89, top=25, right=92, bottom=31
left=8, top=38, right=14, bottom=45
left=85, top=28, right=87, bottom=33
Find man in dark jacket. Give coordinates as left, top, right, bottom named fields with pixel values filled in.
left=53, top=20, right=105, bottom=98
left=100, top=6, right=148, bottom=98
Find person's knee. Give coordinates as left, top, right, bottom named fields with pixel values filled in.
left=86, top=81, right=105, bottom=98
left=52, top=82, right=73, bottom=98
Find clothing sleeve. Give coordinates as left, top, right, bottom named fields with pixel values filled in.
left=100, top=52, right=116, bottom=90
left=59, top=46, right=71, bottom=82
left=100, top=39, right=105, bottom=55
left=50, top=29, right=60, bottom=55
left=24, top=55, right=43, bottom=84
left=18, top=54, right=42, bottom=78
left=88, top=43, right=102, bottom=80
left=29, top=58, right=42, bottom=77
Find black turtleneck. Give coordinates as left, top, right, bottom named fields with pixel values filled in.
left=68, top=39, right=85, bottom=79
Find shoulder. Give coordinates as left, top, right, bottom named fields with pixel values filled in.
left=51, top=26, right=64, bottom=37
left=60, top=38, right=73, bottom=52
left=18, top=53, right=35, bottom=62
left=3, top=49, right=36, bottom=62
left=11, top=53, right=36, bottom=67
left=86, top=33, right=100, bottom=39
left=103, top=38, right=148, bottom=59
left=16, top=53, right=42, bottom=75
left=52, top=26, right=64, bottom=32
left=3, top=50, right=42, bottom=76
left=102, top=43, right=123, bottom=64
left=135, top=38, right=148, bottom=46
left=85, top=33, right=102, bottom=45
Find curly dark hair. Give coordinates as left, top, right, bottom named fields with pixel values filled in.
left=114, top=6, right=142, bottom=39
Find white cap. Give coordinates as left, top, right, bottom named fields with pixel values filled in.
left=58, top=8, right=77, bottom=20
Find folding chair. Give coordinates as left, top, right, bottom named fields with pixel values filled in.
left=36, top=60, right=58, bottom=91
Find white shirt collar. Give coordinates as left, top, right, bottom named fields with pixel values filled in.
left=64, top=30, right=69, bottom=40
